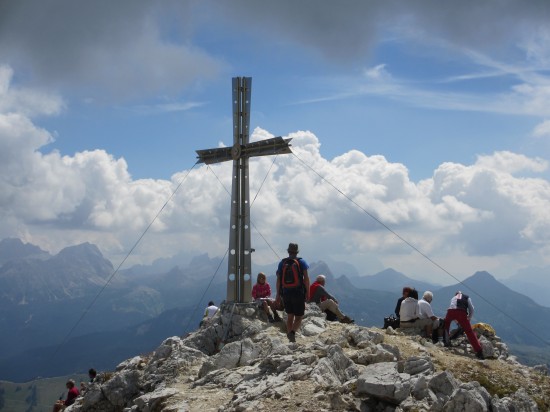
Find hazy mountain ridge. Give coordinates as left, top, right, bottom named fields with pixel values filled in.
left=0, top=238, right=50, bottom=266
left=0, top=242, right=114, bottom=304
left=503, top=266, right=550, bottom=307
left=1, top=238, right=549, bottom=383
left=347, top=267, right=440, bottom=293
left=0, top=239, right=229, bottom=381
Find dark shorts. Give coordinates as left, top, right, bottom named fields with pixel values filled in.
left=282, top=290, right=305, bottom=317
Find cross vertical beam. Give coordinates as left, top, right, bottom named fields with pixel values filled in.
left=196, top=77, right=293, bottom=303
left=228, top=77, right=252, bottom=303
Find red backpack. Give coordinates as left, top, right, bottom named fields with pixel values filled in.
left=280, top=258, right=303, bottom=289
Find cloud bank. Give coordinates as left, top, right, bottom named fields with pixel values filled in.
left=1, top=69, right=549, bottom=282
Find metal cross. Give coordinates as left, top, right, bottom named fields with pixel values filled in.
left=196, top=77, right=293, bottom=303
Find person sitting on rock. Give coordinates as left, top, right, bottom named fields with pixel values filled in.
left=88, top=368, right=97, bottom=383
left=418, top=291, right=444, bottom=342
left=53, top=379, right=79, bottom=411
left=399, top=288, right=432, bottom=333
left=395, top=286, right=413, bottom=318
left=200, top=301, right=219, bottom=327
left=80, top=368, right=98, bottom=394
left=309, top=274, right=353, bottom=324
left=252, top=272, right=282, bottom=323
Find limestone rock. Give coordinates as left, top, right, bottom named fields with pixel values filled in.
left=443, top=387, right=488, bottom=411
left=403, top=356, right=433, bottom=376
left=68, top=302, right=547, bottom=412
left=355, top=362, right=412, bottom=404
left=428, top=370, right=459, bottom=397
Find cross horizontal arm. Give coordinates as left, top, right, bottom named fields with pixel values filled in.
left=195, top=147, right=233, bottom=165
left=196, top=136, right=293, bottom=165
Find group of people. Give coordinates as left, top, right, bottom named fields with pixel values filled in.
left=203, top=242, right=353, bottom=342
left=53, top=369, right=96, bottom=411
left=254, top=242, right=354, bottom=342
left=200, top=242, right=484, bottom=358
left=396, top=286, right=484, bottom=359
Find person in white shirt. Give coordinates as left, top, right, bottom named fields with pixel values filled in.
left=200, top=301, right=219, bottom=327
left=418, top=291, right=443, bottom=341
left=399, top=289, right=432, bottom=332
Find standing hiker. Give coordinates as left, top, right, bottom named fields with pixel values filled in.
left=276, top=243, right=310, bottom=343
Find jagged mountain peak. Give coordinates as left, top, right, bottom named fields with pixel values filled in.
left=471, top=270, right=496, bottom=280
left=187, top=253, right=219, bottom=272
left=309, top=260, right=334, bottom=278
left=0, top=240, right=114, bottom=305
left=460, top=270, right=514, bottom=294
left=0, top=237, right=49, bottom=266
left=56, top=242, right=104, bottom=260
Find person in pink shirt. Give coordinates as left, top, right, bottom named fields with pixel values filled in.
left=252, top=272, right=282, bottom=323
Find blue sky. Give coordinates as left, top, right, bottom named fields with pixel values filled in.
left=1, top=1, right=550, bottom=284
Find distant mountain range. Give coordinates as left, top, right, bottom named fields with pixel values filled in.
left=0, top=237, right=549, bottom=382
left=346, top=267, right=440, bottom=293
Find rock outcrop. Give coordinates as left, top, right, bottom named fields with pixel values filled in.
left=66, top=303, right=549, bottom=411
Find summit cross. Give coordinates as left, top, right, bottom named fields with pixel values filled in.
left=196, top=77, right=293, bottom=303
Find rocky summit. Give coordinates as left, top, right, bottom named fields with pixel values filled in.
left=66, top=303, right=549, bottom=411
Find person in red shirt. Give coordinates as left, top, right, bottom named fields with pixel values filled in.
left=53, top=379, right=80, bottom=411
left=309, top=274, right=353, bottom=324
left=252, top=272, right=282, bottom=323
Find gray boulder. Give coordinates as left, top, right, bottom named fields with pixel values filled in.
left=443, top=387, right=488, bottom=411
left=429, top=370, right=459, bottom=398
left=356, top=362, right=412, bottom=404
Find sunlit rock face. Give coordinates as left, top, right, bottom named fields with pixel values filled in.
left=67, top=303, right=545, bottom=412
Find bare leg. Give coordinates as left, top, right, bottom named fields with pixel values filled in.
left=268, top=301, right=282, bottom=320
left=262, top=301, right=270, bottom=315
left=286, top=314, right=295, bottom=333
left=292, top=315, right=303, bottom=332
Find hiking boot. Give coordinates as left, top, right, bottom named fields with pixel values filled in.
left=273, top=313, right=283, bottom=322
left=268, top=314, right=275, bottom=323
left=287, top=331, right=296, bottom=343
left=475, top=350, right=485, bottom=360
left=340, top=316, right=354, bottom=324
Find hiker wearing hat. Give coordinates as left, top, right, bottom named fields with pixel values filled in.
left=276, top=242, right=310, bottom=343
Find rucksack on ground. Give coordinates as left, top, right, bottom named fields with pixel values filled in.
left=383, top=314, right=400, bottom=329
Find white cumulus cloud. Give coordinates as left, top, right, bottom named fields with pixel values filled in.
left=1, top=70, right=550, bottom=280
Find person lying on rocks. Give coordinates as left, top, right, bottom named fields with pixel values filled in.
left=252, top=272, right=282, bottom=323
left=399, top=288, right=432, bottom=333
left=309, top=274, right=354, bottom=324
left=418, top=291, right=444, bottom=342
